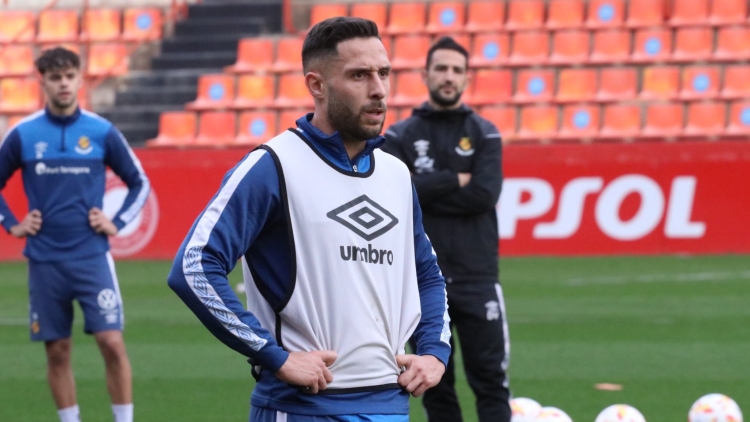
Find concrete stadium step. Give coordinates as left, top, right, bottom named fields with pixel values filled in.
left=119, top=69, right=204, bottom=89
left=160, top=35, right=247, bottom=55
left=116, top=124, right=161, bottom=148
left=173, top=17, right=266, bottom=38
left=189, top=1, right=282, bottom=26
left=114, top=87, right=197, bottom=107
left=151, top=51, right=238, bottom=71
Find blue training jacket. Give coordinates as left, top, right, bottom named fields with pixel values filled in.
left=0, top=107, right=150, bottom=261
left=167, top=114, right=450, bottom=416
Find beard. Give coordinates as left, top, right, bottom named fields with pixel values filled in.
left=327, top=92, right=385, bottom=142
left=429, top=84, right=463, bottom=108
left=51, top=95, right=76, bottom=110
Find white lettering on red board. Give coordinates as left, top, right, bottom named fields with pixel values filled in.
left=498, top=175, right=705, bottom=241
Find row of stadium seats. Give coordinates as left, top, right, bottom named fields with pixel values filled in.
left=0, top=8, right=162, bottom=44
left=0, top=44, right=130, bottom=78
left=148, top=100, right=750, bottom=148
left=306, top=0, right=750, bottom=35
left=0, top=78, right=91, bottom=113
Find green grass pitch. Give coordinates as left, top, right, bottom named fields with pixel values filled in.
left=1, top=256, right=749, bottom=421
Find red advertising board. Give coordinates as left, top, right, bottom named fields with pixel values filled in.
left=1, top=141, right=749, bottom=261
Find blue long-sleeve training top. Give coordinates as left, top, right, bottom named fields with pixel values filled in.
left=0, top=107, right=150, bottom=261
left=167, top=114, right=450, bottom=415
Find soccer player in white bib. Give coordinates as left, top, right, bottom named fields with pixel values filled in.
left=167, top=17, right=451, bottom=422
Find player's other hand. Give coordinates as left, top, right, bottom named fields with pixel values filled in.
left=89, top=208, right=118, bottom=236
left=9, top=210, right=42, bottom=238
left=396, top=354, right=445, bottom=397
left=458, top=172, right=472, bottom=187
left=275, top=350, right=337, bottom=394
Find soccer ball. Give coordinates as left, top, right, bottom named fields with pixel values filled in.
left=511, top=397, right=542, bottom=422
left=537, top=406, right=573, bottom=422
left=595, top=404, right=646, bottom=422
left=688, top=393, right=743, bottom=422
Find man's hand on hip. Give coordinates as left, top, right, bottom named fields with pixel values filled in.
left=396, top=354, right=446, bottom=397
left=275, top=350, right=337, bottom=394
left=458, top=173, right=472, bottom=187
left=89, top=207, right=118, bottom=236
left=9, top=210, right=42, bottom=238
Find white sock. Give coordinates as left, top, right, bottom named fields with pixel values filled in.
left=57, top=405, right=81, bottom=422
left=112, top=404, right=133, bottom=422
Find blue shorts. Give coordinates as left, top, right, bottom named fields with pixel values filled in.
left=28, top=252, right=124, bottom=342
left=250, top=408, right=408, bottom=422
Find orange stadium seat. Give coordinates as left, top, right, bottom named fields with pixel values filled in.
left=0, top=45, right=34, bottom=77
left=600, top=103, right=641, bottom=138
left=147, top=112, right=197, bottom=147
left=556, top=68, right=597, bottom=102
left=679, top=66, right=719, bottom=99
left=479, top=106, right=517, bottom=142
left=37, top=10, right=79, bottom=43
left=449, top=34, right=471, bottom=51
left=351, top=4, right=388, bottom=31
left=467, top=69, right=512, bottom=106
left=672, top=28, right=712, bottom=61
left=236, top=111, right=277, bottom=147
left=514, top=69, right=554, bottom=103
left=279, top=109, right=311, bottom=130
left=727, top=101, right=750, bottom=134
left=465, top=1, right=506, bottom=33
left=271, top=38, right=303, bottom=73
left=669, top=0, right=709, bottom=26
left=586, top=0, right=625, bottom=28
left=547, top=0, right=585, bottom=29
left=380, top=35, right=392, bottom=57
left=381, top=108, right=399, bottom=133
left=226, top=38, right=274, bottom=73
left=626, top=0, right=666, bottom=27
left=426, top=2, right=466, bottom=34
left=391, top=35, right=431, bottom=70
left=470, top=33, right=509, bottom=67
left=598, top=67, right=637, bottom=100
left=642, top=102, right=683, bottom=137
left=549, top=30, right=590, bottom=64
left=632, top=28, right=672, bottom=62
left=518, top=105, right=558, bottom=140
left=309, top=4, right=348, bottom=28
left=0, top=78, right=41, bottom=113
left=87, top=43, right=129, bottom=76
left=714, top=27, right=750, bottom=60
left=684, top=101, right=726, bottom=137
left=391, top=71, right=428, bottom=107
left=232, top=74, right=275, bottom=109
left=274, top=74, right=314, bottom=108
left=558, top=104, right=600, bottom=139
left=81, top=9, right=121, bottom=42
left=186, top=74, right=235, bottom=110
left=710, top=0, right=748, bottom=25
left=506, top=0, right=545, bottom=30
left=720, top=65, right=750, bottom=99
left=123, top=8, right=162, bottom=41
left=7, top=115, right=25, bottom=130
left=641, top=66, right=680, bottom=99
left=590, top=29, right=631, bottom=63
left=195, top=111, right=236, bottom=146
left=387, top=3, right=427, bottom=34
left=0, top=11, right=35, bottom=43
left=509, top=30, right=549, bottom=64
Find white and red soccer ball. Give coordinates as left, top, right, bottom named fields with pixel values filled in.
left=688, top=394, right=743, bottom=422
left=536, top=406, right=573, bottom=422
left=511, top=397, right=542, bottom=422
left=595, top=404, right=646, bottom=422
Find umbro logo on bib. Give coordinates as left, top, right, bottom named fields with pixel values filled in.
left=326, top=195, right=399, bottom=241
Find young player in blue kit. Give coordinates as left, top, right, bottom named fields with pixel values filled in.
left=168, top=17, right=450, bottom=422
left=0, top=48, right=149, bottom=422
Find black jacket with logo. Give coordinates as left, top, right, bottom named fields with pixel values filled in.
left=383, top=103, right=503, bottom=284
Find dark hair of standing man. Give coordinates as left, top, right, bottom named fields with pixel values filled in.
left=302, top=16, right=380, bottom=73
left=35, top=47, right=81, bottom=75
left=426, top=36, right=469, bottom=69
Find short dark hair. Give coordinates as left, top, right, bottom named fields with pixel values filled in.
left=35, top=47, right=80, bottom=75
left=302, top=16, right=380, bottom=73
left=426, top=36, right=469, bottom=69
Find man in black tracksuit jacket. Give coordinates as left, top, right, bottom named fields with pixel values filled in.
left=383, top=37, right=510, bottom=422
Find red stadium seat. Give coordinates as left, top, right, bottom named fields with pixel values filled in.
left=274, top=74, right=314, bottom=109
left=672, top=28, right=713, bottom=61
left=549, top=30, right=590, bottom=64
left=351, top=4, right=388, bottom=32
left=710, top=0, right=748, bottom=25
left=469, top=33, right=510, bottom=67
left=479, top=106, right=517, bottom=143
left=0, top=78, right=40, bottom=113
left=147, top=112, right=197, bottom=147
left=37, top=10, right=79, bottom=43
left=465, top=1, right=506, bottom=33
left=232, top=75, right=275, bottom=109
left=679, top=66, right=720, bottom=99
left=0, top=45, right=34, bottom=77
left=558, top=104, right=600, bottom=139
left=426, top=2, right=466, bottom=34
left=715, top=27, right=750, bottom=60
left=669, top=0, right=709, bottom=26
left=236, top=111, right=277, bottom=147
left=387, top=3, right=427, bottom=34
left=390, top=71, right=428, bottom=107
left=391, top=35, right=431, bottom=70
left=467, top=69, right=512, bottom=106
left=0, top=11, right=35, bottom=43
left=382, top=107, right=400, bottom=134
left=195, top=112, right=237, bottom=146
left=720, top=65, right=750, bottom=99
left=186, top=74, right=235, bottom=110
left=309, top=4, right=348, bottom=28
left=684, top=102, right=726, bottom=137
left=586, top=0, right=625, bottom=28
left=506, top=0, right=546, bottom=30
left=518, top=105, right=558, bottom=140
left=727, top=100, right=750, bottom=134
left=81, top=9, right=121, bottom=42
left=450, top=34, right=471, bottom=51
left=547, top=0, right=585, bottom=29
left=556, top=68, right=597, bottom=102
left=509, top=30, right=549, bottom=65
left=271, top=38, right=303, bottom=73
left=632, top=28, right=672, bottom=62
left=600, top=103, right=641, bottom=138
left=598, top=67, right=637, bottom=100
left=626, top=0, right=666, bottom=27
left=123, top=8, right=162, bottom=41
left=226, top=38, right=275, bottom=73
left=279, top=109, right=312, bottom=131
left=642, top=102, right=683, bottom=137
left=514, top=69, right=554, bottom=103
left=87, top=43, right=129, bottom=77
left=590, top=29, right=630, bottom=63
left=641, top=66, right=680, bottom=99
